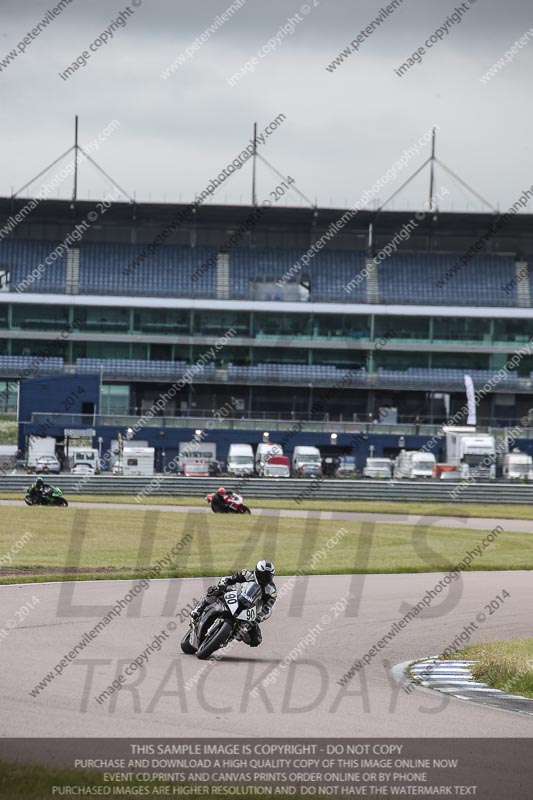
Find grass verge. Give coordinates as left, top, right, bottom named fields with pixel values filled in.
left=0, top=504, right=531, bottom=584
left=3, top=493, right=533, bottom=520
left=446, top=638, right=533, bottom=699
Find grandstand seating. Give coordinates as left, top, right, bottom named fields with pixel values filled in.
left=78, top=243, right=217, bottom=297
left=0, top=355, right=63, bottom=374
left=0, top=239, right=66, bottom=293
left=227, top=363, right=367, bottom=384
left=377, top=367, right=522, bottom=386
left=228, top=248, right=367, bottom=302
left=378, top=253, right=516, bottom=307
left=0, top=237, right=520, bottom=307
left=76, top=358, right=216, bottom=380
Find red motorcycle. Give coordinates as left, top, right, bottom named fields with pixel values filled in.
left=206, top=491, right=251, bottom=514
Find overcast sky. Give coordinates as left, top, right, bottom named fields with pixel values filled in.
left=1, top=0, right=531, bottom=212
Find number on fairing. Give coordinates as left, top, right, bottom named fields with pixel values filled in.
left=225, top=592, right=239, bottom=615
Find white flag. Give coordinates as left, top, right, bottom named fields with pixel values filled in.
left=464, top=374, right=476, bottom=426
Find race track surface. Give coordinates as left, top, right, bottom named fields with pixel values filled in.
left=1, top=571, right=532, bottom=739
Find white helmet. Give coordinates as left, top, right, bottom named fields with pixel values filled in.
left=254, top=559, right=275, bottom=586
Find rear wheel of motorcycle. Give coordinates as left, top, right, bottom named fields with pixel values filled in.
left=180, top=628, right=197, bottom=654
left=196, top=619, right=232, bottom=660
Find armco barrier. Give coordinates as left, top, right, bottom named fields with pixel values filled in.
left=2, top=476, right=533, bottom=503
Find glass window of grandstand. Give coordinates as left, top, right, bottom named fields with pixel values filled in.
left=431, top=353, right=490, bottom=370
left=100, top=384, right=130, bottom=415
left=493, top=319, right=532, bottom=345
left=0, top=305, right=7, bottom=328
left=85, top=342, right=131, bottom=359
left=313, top=314, right=370, bottom=340
left=133, top=308, right=189, bottom=335
left=77, top=306, right=129, bottom=333
left=11, top=304, right=69, bottom=330
left=253, top=313, right=311, bottom=338
left=374, top=351, right=429, bottom=371
left=312, top=350, right=362, bottom=369
left=193, top=311, right=249, bottom=337
left=0, top=381, right=17, bottom=413
left=11, top=339, right=67, bottom=359
left=374, top=316, right=429, bottom=342
left=432, top=317, right=489, bottom=343
left=253, top=348, right=309, bottom=365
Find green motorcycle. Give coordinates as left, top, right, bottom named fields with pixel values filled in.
left=25, top=486, right=68, bottom=507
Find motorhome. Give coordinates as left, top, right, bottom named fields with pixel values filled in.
left=502, top=451, right=533, bottom=480
left=291, top=445, right=322, bottom=477
left=227, top=443, right=254, bottom=476
left=394, top=450, right=436, bottom=479
left=115, top=447, right=155, bottom=476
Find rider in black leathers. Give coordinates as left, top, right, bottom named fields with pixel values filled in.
left=27, top=476, right=51, bottom=501
left=190, top=560, right=277, bottom=647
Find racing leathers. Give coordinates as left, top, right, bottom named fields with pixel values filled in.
left=191, top=570, right=277, bottom=647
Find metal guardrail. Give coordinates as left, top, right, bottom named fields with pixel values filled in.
left=2, top=475, right=533, bottom=504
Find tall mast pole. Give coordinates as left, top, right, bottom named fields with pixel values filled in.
left=73, top=115, right=79, bottom=202
left=252, top=122, right=257, bottom=206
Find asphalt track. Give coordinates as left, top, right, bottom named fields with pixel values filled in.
left=2, top=497, right=533, bottom=532
left=1, top=570, right=532, bottom=742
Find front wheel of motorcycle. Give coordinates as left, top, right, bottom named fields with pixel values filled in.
left=60, top=498, right=68, bottom=507
left=196, top=619, right=232, bottom=660
left=180, top=628, right=197, bottom=654
left=243, top=506, right=251, bottom=514
left=24, top=497, right=33, bottom=506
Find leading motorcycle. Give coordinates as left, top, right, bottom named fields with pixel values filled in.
left=206, top=491, right=251, bottom=514
left=181, top=581, right=262, bottom=659
left=24, top=486, right=69, bottom=507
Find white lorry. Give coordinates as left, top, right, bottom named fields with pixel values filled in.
left=502, top=451, right=533, bottom=480
left=27, top=436, right=56, bottom=470
left=444, top=426, right=496, bottom=480
left=291, top=445, right=322, bottom=477
left=227, top=444, right=255, bottom=477
left=363, top=457, right=392, bottom=479
left=394, top=450, right=436, bottom=479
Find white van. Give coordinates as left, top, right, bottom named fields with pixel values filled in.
left=394, top=450, right=436, bottom=479
left=292, top=445, right=322, bottom=477
left=255, top=443, right=283, bottom=476
left=227, top=443, right=254, bottom=476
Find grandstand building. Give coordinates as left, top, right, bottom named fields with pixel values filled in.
left=1, top=196, right=533, bottom=430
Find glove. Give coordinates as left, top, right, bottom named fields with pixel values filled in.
left=217, top=577, right=230, bottom=590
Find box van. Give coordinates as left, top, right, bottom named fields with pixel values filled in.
left=255, top=443, right=283, bottom=476
left=394, top=450, right=436, bottom=479
left=292, top=446, right=322, bottom=477
left=263, top=455, right=291, bottom=478
left=227, top=443, right=254, bottom=477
